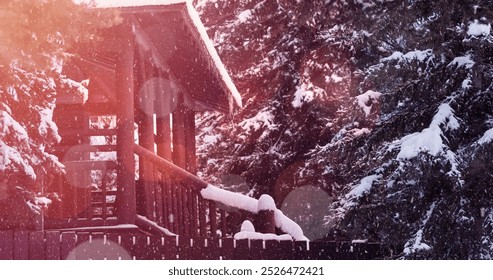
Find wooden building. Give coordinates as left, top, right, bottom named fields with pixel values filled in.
left=48, top=1, right=244, bottom=236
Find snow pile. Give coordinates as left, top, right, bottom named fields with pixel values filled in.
left=239, top=108, right=277, bottom=140
left=292, top=86, right=315, bottom=108
left=200, top=185, right=307, bottom=240
left=346, top=174, right=382, bottom=199
left=61, top=78, right=89, bottom=103
left=234, top=220, right=292, bottom=241
left=467, top=20, right=491, bottom=37
left=381, top=49, right=434, bottom=64
left=403, top=203, right=435, bottom=255
left=201, top=184, right=258, bottom=213
left=292, top=83, right=325, bottom=108
left=397, top=103, right=459, bottom=159
left=0, top=112, right=36, bottom=179
left=237, top=10, right=252, bottom=23
left=448, top=55, right=475, bottom=69
left=234, top=231, right=293, bottom=241
left=478, top=128, right=493, bottom=145
left=356, top=90, right=382, bottom=117
left=403, top=229, right=431, bottom=255
left=258, top=194, right=276, bottom=211
left=354, top=0, right=395, bottom=10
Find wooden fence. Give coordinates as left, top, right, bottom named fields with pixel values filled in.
left=0, top=231, right=387, bottom=260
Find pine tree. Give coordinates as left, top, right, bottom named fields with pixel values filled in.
left=0, top=0, right=118, bottom=228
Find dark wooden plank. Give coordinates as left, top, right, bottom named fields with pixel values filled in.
left=190, top=237, right=207, bottom=260
left=219, top=238, right=235, bottom=260
left=45, top=231, right=61, bottom=260
left=350, top=242, right=383, bottom=259
left=29, top=231, right=46, bottom=260
left=249, top=239, right=264, bottom=260
left=162, top=175, right=171, bottom=229
left=305, top=241, right=334, bottom=260
left=172, top=103, right=187, bottom=169
left=294, top=240, right=309, bottom=260
left=184, top=108, right=196, bottom=173
left=101, top=171, right=108, bottom=219
left=155, top=174, right=164, bottom=226
left=13, top=231, right=29, bottom=260
left=177, top=236, right=193, bottom=260
left=176, top=184, right=183, bottom=235
left=181, top=185, right=188, bottom=236
left=209, top=201, right=217, bottom=237
left=60, top=232, right=78, bottom=260
left=201, top=238, right=220, bottom=260
left=131, top=235, right=148, bottom=260
left=336, top=242, right=352, bottom=260
left=107, top=233, right=132, bottom=260
left=143, top=236, right=163, bottom=260
left=234, top=239, right=250, bottom=260
left=155, top=102, right=172, bottom=161
left=264, top=240, right=290, bottom=260
left=74, top=232, right=91, bottom=260
left=119, top=234, right=136, bottom=260
left=0, top=231, right=14, bottom=260
left=170, top=182, right=178, bottom=234
left=220, top=210, right=227, bottom=238
left=198, top=197, right=207, bottom=237
left=190, top=190, right=198, bottom=237
left=162, top=236, right=179, bottom=260
left=278, top=240, right=295, bottom=260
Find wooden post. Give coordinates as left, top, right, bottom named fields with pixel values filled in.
left=155, top=74, right=173, bottom=229
left=155, top=74, right=173, bottom=161
left=115, top=27, right=136, bottom=225
left=184, top=107, right=196, bottom=174
left=172, top=101, right=187, bottom=170
left=137, top=61, right=156, bottom=219
left=256, top=194, right=276, bottom=234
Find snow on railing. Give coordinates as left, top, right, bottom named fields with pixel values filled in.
left=201, top=185, right=307, bottom=241
left=134, top=144, right=307, bottom=241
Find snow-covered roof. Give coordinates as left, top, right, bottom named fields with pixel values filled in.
left=93, top=0, right=186, bottom=8
left=91, top=0, right=242, bottom=110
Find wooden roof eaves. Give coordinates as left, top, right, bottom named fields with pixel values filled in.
left=130, top=15, right=191, bottom=101
left=118, top=3, right=241, bottom=113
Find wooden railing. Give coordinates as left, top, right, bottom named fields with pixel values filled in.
left=133, top=144, right=306, bottom=240
left=134, top=144, right=247, bottom=238
left=0, top=230, right=387, bottom=260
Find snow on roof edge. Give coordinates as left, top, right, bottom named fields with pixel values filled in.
left=92, top=0, right=187, bottom=8
left=185, top=1, right=243, bottom=109
left=91, top=0, right=243, bottom=110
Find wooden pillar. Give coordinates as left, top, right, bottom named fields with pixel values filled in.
left=137, top=62, right=156, bottom=219
left=115, top=29, right=136, bottom=225
left=184, top=107, right=197, bottom=174
left=155, top=75, right=172, bottom=161
left=172, top=100, right=187, bottom=170
left=256, top=195, right=276, bottom=234
left=156, top=75, right=173, bottom=229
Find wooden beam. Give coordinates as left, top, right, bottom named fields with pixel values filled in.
left=115, top=26, right=136, bottom=225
